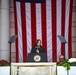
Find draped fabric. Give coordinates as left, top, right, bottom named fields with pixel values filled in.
left=14, top=0, right=73, bottom=62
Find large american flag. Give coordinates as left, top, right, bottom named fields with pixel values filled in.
left=14, top=0, right=73, bottom=62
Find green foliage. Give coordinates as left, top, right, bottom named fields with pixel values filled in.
left=0, top=59, right=10, bottom=66
left=57, top=60, right=70, bottom=70
left=0, top=63, right=10, bottom=66
left=70, top=62, right=76, bottom=66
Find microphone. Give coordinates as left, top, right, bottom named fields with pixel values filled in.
left=36, top=48, right=39, bottom=53
left=35, top=46, right=40, bottom=53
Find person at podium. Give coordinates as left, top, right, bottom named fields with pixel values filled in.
left=31, top=39, right=45, bottom=53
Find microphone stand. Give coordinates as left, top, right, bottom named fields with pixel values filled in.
left=9, top=42, right=12, bottom=75
left=58, top=35, right=69, bottom=75
left=8, top=35, right=18, bottom=75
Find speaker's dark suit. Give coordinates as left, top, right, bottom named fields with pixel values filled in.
left=31, top=46, right=45, bottom=53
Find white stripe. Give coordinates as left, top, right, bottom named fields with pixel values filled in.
left=46, top=0, right=52, bottom=62
left=25, top=3, right=32, bottom=53
left=36, top=4, right=42, bottom=42
left=65, top=0, right=70, bottom=59
left=16, top=2, right=23, bottom=62
left=56, top=0, right=61, bottom=62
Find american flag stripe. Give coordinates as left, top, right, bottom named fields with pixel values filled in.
left=14, top=0, right=73, bottom=62
left=14, top=1, right=19, bottom=62
left=41, top=3, right=47, bottom=53
left=36, top=4, right=42, bottom=41
left=20, top=3, right=27, bottom=62
left=61, top=0, right=66, bottom=56
left=46, top=0, right=52, bottom=62
left=26, top=3, right=32, bottom=54
left=65, top=0, right=70, bottom=59
left=31, top=3, right=36, bottom=48
left=51, top=0, right=57, bottom=62
left=68, top=0, right=73, bottom=58
left=56, top=0, right=61, bottom=61
left=16, top=2, right=23, bottom=62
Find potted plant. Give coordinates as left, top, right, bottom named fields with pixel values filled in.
left=0, top=59, right=10, bottom=66
left=57, top=58, right=76, bottom=75
left=68, top=58, right=76, bottom=66
left=57, top=60, right=70, bottom=70
left=0, top=59, right=10, bottom=75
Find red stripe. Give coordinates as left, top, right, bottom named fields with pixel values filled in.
left=68, top=0, right=73, bottom=58
left=61, top=0, right=66, bottom=56
left=31, top=3, right=36, bottom=47
left=20, top=3, right=27, bottom=62
left=41, top=3, right=47, bottom=53
left=14, top=1, right=19, bottom=62
left=51, top=0, right=57, bottom=62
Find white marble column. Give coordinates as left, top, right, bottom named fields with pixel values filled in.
left=0, top=0, right=10, bottom=62
left=0, top=0, right=1, bottom=59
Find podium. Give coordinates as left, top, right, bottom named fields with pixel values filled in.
left=28, top=53, right=47, bottom=62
